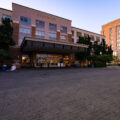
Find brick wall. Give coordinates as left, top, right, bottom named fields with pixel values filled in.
left=12, top=23, right=19, bottom=45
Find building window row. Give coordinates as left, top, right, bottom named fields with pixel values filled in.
left=19, top=27, right=68, bottom=41
left=20, top=16, right=67, bottom=32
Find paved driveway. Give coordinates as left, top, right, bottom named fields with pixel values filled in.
left=0, top=68, right=120, bottom=120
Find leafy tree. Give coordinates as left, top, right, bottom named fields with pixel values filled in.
left=76, top=36, right=93, bottom=60
left=0, top=18, right=15, bottom=65
left=101, top=39, right=107, bottom=54
left=93, top=41, right=101, bottom=55
left=0, top=49, right=11, bottom=65
left=107, top=45, right=113, bottom=55
left=0, top=18, right=15, bottom=50
left=76, top=36, right=113, bottom=67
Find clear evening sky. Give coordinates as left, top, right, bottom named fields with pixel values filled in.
left=0, top=0, right=120, bottom=34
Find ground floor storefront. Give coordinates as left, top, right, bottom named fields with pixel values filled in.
left=11, top=37, right=88, bottom=68
left=22, top=53, right=73, bottom=68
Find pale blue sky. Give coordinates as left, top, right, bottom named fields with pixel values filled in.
left=0, top=0, right=120, bottom=33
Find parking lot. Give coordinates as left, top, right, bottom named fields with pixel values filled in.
left=0, top=68, right=120, bottom=120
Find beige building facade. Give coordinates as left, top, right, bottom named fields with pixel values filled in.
left=72, top=27, right=105, bottom=43
left=72, top=27, right=105, bottom=44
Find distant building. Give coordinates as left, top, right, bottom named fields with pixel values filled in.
left=72, top=27, right=105, bottom=44
left=101, top=18, right=120, bottom=58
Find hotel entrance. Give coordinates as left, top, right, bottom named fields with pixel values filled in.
left=36, top=54, right=70, bottom=68
left=21, top=37, right=88, bottom=68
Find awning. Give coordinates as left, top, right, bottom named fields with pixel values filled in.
left=21, top=37, right=88, bottom=54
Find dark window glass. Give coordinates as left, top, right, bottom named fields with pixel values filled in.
left=20, top=16, right=31, bottom=26
left=36, top=20, right=45, bottom=28
left=49, top=23, right=57, bottom=31
left=60, top=26, right=67, bottom=33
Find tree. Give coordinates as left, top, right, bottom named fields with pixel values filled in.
left=107, top=45, right=113, bottom=55
left=0, top=18, right=15, bottom=50
left=0, top=49, right=11, bottom=66
left=77, top=36, right=113, bottom=67
left=0, top=18, right=15, bottom=65
left=76, top=36, right=93, bottom=60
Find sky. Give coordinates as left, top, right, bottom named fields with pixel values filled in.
left=0, top=0, right=120, bottom=34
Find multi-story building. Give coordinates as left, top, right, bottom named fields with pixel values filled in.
left=0, top=3, right=89, bottom=67
left=0, top=3, right=105, bottom=68
left=72, top=27, right=105, bottom=44
left=101, top=18, right=120, bottom=58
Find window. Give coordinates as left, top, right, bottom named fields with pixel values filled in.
left=19, top=27, right=31, bottom=34
left=117, top=26, right=120, bottom=30
left=19, top=28, right=31, bottom=45
left=72, top=31, right=74, bottom=35
left=36, top=20, right=45, bottom=28
left=36, top=30, right=45, bottom=39
left=60, top=26, right=67, bottom=33
left=109, top=28, right=112, bottom=32
left=20, top=16, right=31, bottom=26
left=48, top=33, right=57, bottom=40
left=117, top=39, right=120, bottom=42
left=49, top=23, right=57, bottom=31
left=84, top=34, right=89, bottom=38
left=90, top=35, right=95, bottom=41
left=96, top=37, right=100, bottom=42
left=117, top=44, right=120, bottom=47
left=77, top=32, right=82, bottom=37
left=2, top=14, right=11, bottom=20
left=60, top=35, right=67, bottom=41
left=117, top=30, right=120, bottom=33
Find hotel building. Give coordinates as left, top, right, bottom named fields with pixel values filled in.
left=0, top=3, right=104, bottom=67
left=72, top=27, right=105, bottom=44
left=101, top=18, right=120, bottom=59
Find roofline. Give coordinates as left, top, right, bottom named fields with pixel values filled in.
left=12, top=3, right=72, bottom=22
left=0, top=7, right=12, bottom=12
left=102, top=18, right=120, bottom=28
left=72, top=26, right=105, bottom=37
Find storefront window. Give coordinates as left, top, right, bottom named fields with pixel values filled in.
left=36, top=54, right=70, bottom=68
left=22, top=55, right=31, bottom=67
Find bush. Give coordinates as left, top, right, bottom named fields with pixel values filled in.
left=0, top=49, right=11, bottom=66
left=94, top=61, right=106, bottom=67
left=89, top=54, right=113, bottom=67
